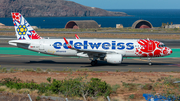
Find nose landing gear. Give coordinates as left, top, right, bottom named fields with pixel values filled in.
left=148, top=57, right=152, bottom=66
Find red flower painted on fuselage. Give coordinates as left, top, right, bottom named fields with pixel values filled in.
left=154, top=50, right=162, bottom=57
left=135, top=39, right=172, bottom=57
left=138, top=39, right=156, bottom=52
left=135, top=39, right=164, bottom=57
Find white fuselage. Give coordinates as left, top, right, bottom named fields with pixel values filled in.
left=9, top=38, right=172, bottom=58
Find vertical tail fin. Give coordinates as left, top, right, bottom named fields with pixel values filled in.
left=11, top=12, right=42, bottom=40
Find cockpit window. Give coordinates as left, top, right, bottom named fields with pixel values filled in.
left=158, top=44, right=166, bottom=47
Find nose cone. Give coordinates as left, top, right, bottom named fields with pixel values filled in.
left=163, top=47, right=172, bottom=56
left=167, top=48, right=172, bottom=55
left=170, top=50, right=173, bottom=54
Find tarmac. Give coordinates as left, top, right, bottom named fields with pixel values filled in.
left=0, top=54, right=180, bottom=72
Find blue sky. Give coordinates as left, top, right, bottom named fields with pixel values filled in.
left=68, top=0, right=180, bottom=9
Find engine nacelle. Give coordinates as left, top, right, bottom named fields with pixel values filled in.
left=105, top=54, right=123, bottom=64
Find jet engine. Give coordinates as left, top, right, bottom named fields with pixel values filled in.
left=105, top=54, right=123, bottom=64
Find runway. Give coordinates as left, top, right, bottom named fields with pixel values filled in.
left=0, top=54, right=180, bottom=72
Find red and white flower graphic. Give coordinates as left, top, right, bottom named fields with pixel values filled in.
left=135, top=39, right=172, bottom=57
left=11, top=12, right=42, bottom=40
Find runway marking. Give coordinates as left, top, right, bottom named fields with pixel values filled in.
left=132, top=58, right=177, bottom=64
left=39, top=57, right=62, bottom=59
left=133, top=59, right=148, bottom=62
left=0, top=55, right=21, bottom=57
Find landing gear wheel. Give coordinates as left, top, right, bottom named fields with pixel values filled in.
left=91, top=61, right=96, bottom=66
left=91, top=60, right=98, bottom=66
left=95, top=60, right=98, bottom=64
left=149, top=62, right=152, bottom=66
left=148, top=58, right=152, bottom=66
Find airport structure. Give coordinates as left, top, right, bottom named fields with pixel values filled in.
left=65, top=20, right=99, bottom=29
left=132, top=20, right=153, bottom=28
left=116, top=24, right=123, bottom=28
left=165, top=24, right=180, bottom=28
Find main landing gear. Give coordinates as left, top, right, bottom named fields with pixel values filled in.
left=91, top=60, right=98, bottom=66
left=148, top=57, right=152, bottom=66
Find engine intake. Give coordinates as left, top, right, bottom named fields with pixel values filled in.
left=105, top=54, right=123, bottom=64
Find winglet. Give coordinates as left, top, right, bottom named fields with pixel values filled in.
left=75, top=34, right=80, bottom=39
left=63, top=37, right=72, bottom=48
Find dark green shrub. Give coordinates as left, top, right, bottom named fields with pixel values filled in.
left=38, top=83, right=50, bottom=94
left=88, top=78, right=112, bottom=97
left=59, top=78, right=81, bottom=97
left=49, top=79, right=62, bottom=94
left=47, top=77, right=51, bottom=83
left=0, top=77, right=112, bottom=98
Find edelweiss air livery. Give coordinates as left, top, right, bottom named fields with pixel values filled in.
left=9, top=13, right=173, bottom=66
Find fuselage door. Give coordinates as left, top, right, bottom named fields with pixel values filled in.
left=39, top=40, right=44, bottom=50
left=148, top=42, right=153, bottom=51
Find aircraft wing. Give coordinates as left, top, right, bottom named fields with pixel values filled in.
left=63, top=37, right=115, bottom=54
left=76, top=49, right=115, bottom=54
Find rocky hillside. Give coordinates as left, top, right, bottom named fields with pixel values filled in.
left=0, top=0, right=128, bottom=17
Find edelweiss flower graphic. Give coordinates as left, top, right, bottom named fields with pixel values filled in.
left=17, top=25, right=27, bottom=35
left=12, top=13, right=41, bottom=40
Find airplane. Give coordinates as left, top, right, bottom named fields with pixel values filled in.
left=9, top=12, right=173, bottom=66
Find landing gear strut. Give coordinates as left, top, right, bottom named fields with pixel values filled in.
left=91, top=60, right=98, bottom=66
left=148, top=57, right=152, bottom=66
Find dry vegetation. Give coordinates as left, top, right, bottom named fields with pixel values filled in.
left=0, top=67, right=180, bottom=101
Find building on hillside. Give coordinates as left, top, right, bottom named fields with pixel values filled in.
left=132, top=20, right=153, bottom=28
left=165, top=24, right=180, bottom=28
left=65, top=20, right=99, bottom=29
left=116, top=24, right=123, bottom=28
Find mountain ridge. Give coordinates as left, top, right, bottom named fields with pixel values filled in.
left=0, top=0, right=128, bottom=17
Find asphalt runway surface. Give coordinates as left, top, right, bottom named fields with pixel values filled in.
left=0, top=54, right=180, bottom=72
left=0, top=36, right=180, bottom=72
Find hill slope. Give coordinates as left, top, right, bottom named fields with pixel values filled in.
left=0, top=0, right=128, bottom=17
